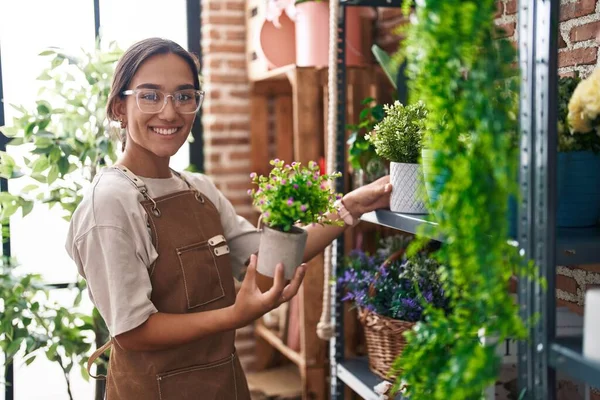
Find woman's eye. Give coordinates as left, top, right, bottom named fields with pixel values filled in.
left=140, top=91, right=159, bottom=101
left=176, top=93, right=192, bottom=101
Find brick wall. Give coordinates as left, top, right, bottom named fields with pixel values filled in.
left=201, top=0, right=254, bottom=222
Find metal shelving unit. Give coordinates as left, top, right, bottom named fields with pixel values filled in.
left=331, top=0, right=600, bottom=399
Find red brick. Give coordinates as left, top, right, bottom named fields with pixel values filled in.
left=226, top=1, right=244, bottom=11
left=230, top=90, right=249, bottom=99
left=204, top=15, right=245, bottom=26
left=379, top=8, right=405, bottom=20
left=210, top=137, right=250, bottom=146
left=209, top=153, right=221, bottom=163
left=559, top=33, right=568, bottom=49
left=556, top=297, right=584, bottom=316
left=227, top=59, right=247, bottom=70
left=558, top=47, right=598, bottom=67
left=208, top=90, right=221, bottom=100
left=206, top=121, right=250, bottom=131
left=560, top=0, right=596, bottom=22
left=209, top=59, right=222, bottom=68
left=208, top=2, right=221, bottom=11
left=495, top=1, right=504, bottom=18
left=579, top=264, right=600, bottom=273
left=226, top=30, right=245, bottom=41
left=209, top=29, right=220, bottom=40
left=230, top=151, right=251, bottom=160
left=496, top=22, right=516, bottom=38
left=206, top=43, right=246, bottom=54
left=210, top=74, right=248, bottom=84
left=506, top=0, right=517, bottom=15
left=557, top=274, right=578, bottom=294
left=205, top=104, right=250, bottom=115
left=208, top=165, right=251, bottom=175
left=227, top=181, right=253, bottom=191
left=571, top=21, right=600, bottom=43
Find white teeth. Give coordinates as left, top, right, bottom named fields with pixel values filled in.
left=152, top=127, right=178, bottom=135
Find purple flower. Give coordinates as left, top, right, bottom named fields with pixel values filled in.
left=287, top=197, right=294, bottom=206
left=336, top=194, right=342, bottom=200
left=266, top=184, right=272, bottom=190
left=292, top=162, right=297, bottom=167
left=285, top=164, right=291, bottom=168
left=282, top=179, right=287, bottom=185
left=307, top=181, right=312, bottom=187
left=250, top=172, right=257, bottom=178
left=274, top=158, right=280, bottom=163
left=259, top=199, right=265, bottom=205
left=300, top=204, right=307, bottom=212
left=293, top=184, right=299, bottom=189
left=247, top=189, right=252, bottom=195
left=264, top=212, right=270, bottom=218
left=313, top=174, right=319, bottom=180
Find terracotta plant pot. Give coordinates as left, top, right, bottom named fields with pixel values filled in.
left=256, top=225, right=308, bottom=293
left=294, top=2, right=365, bottom=67
left=390, top=161, right=427, bottom=214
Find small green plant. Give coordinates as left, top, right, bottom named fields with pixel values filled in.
left=249, top=159, right=343, bottom=232
left=346, top=97, right=387, bottom=181
left=562, top=72, right=600, bottom=152
left=365, top=100, right=427, bottom=164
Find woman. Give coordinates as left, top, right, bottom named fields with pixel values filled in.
left=66, top=37, right=391, bottom=400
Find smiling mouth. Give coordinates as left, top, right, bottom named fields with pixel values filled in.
left=151, top=127, right=180, bottom=136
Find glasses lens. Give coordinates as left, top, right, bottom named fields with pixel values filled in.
left=136, top=90, right=164, bottom=113
left=174, top=90, right=201, bottom=113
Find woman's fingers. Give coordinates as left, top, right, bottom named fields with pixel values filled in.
left=280, top=264, right=306, bottom=303
left=264, top=263, right=286, bottom=305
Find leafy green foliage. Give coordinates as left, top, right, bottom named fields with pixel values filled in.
left=0, top=41, right=121, bottom=399
left=0, top=41, right=122, bottom=222
left=0, top=258, right=93, bottom=397
left=558, top=75, right=600, bottom=152
left=390, top=1, right=531, bottom=398
left=365, top=100, right=427, bottom=164
left=249, top=159, right=344, bottom=232
left=346, top=98, right=387, bottom=181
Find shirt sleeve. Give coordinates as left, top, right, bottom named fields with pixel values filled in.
left=72, top=225, right=158, bottom=337
left=214, top=191, right=261, bottom=281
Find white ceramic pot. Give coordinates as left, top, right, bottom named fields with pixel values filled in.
left=390, top=161, right=427, bottom=214
left=257, top=225, right=308, bottom=280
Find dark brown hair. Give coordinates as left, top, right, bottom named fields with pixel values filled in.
left=106, top=38, right=201, bottom=149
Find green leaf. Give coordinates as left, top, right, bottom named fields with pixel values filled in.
left=21, top=184, right=39, bottom=193
left=39, top=50, right=55, bottom=56
left=57, top=157, right=70, bottom=176
left=31, top=156, right=50, bottom=173
left=21, top=200, right=34, bottom=218
left=47, top=165, right=59, bottom=184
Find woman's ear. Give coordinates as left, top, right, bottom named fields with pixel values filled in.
left=111, top=98, right=127, bottom=127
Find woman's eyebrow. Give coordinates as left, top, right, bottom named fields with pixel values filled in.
left=134, top=83, right=195, bottom=90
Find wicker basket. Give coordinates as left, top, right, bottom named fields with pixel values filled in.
left=358, top=308, right=415, bottom=382
left=358, top=248, right=415, bottom=382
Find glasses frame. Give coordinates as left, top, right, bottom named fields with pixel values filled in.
left=122, top=88, right=205, bottom=115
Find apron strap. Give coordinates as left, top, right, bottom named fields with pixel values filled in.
left=87, top=340, right=113, bottom=380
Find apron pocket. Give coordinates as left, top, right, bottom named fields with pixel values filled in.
left=176, top=241, right=225, bottom=309
left=156, top=354, right=238, bottom=400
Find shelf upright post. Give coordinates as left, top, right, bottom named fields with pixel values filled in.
left=330, top=2, right=348, bottom=400
left=517, top=0, right=559, bottom=398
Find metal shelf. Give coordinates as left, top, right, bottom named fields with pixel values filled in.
left=549, top=337, right=600, bottom=388
left=360, top=210, right=441, bottom=240
left=337, top=358, right=404, bottom=400
left=556, top=226, right=600, bottom=266
left=340, top=0, right=403, bottom=7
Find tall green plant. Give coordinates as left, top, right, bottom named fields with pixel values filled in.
left=390, top=1, right=533, bottom=398
left=0, top=40, right=122, bottom=399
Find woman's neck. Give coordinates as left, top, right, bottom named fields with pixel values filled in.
left=119, top=149, right=172, bottom=179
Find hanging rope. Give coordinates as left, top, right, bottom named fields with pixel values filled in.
left=316, top=0, right=340, bottom=341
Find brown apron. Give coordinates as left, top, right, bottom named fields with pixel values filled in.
left=87, top=166, right=250, bottom=400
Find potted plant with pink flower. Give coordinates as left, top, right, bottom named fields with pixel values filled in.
left=249, top=159, right=343, bottom=285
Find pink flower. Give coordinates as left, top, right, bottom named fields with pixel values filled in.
left=287, top=197, right=294, bottom=206
left=247, top=189, right=252, bottom=195
left=282, top=179, right=287, bottom=185
left=266, top=184, right=272, bottom=190
left=292, top=162, right=297, bottom=167
left=307, top=181, right=312, bottom=187
left=250, top=172, right=257, bottom=179
left=293, top=184, right=299, bottom=189
left=301, top=204, right=307, bottom=212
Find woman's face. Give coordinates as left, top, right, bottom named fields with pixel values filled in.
left=118, top=52, right=197, bottom=160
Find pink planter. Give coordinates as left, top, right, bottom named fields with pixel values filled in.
left=294, top=2, right=365, bottom=67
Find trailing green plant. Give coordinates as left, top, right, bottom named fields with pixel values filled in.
left=0, top=40, right=123, bottom=400
left=388, top=1, right=535, bottom=398
left=346, top=97, right=387, bottom=181
left=249, top=159, right=343, bottom=232
left=561, top=73, right=600, bottom=152
left=365, top=100, right=427, bottom=164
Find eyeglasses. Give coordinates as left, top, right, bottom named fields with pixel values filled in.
left=122, top=88, right=205, bottom=114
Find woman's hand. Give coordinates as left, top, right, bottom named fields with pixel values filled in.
left=231, top=254, right=306, bottom=328
left=341, top=175, right=392, bottom=218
